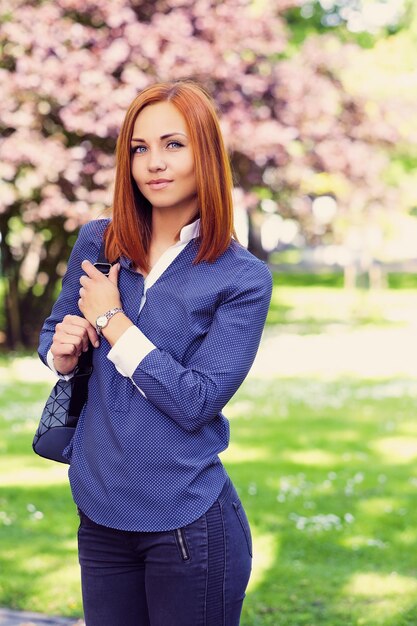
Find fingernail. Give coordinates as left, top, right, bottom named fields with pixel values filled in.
left=94, top=340, right=100, bottom=348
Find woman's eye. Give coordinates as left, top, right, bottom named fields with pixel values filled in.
left=131, top=145, right=147, bottom=154
left=167, top=141, right=183, bottom=149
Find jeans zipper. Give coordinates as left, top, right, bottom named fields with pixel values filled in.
left=176, top=528, right=190, bottom=560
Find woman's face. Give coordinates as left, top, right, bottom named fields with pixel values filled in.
left=131, top=101, right=198, bottom=216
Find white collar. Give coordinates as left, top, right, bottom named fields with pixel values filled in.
left=179, top=218, right=200, bottom=244
left=140, top=217, right=200, bottom=295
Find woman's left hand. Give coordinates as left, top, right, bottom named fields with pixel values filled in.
left=78, top=260, right=121, bottom=326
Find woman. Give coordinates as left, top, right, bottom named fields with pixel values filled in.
left=38, top=80, right=272, bottom=626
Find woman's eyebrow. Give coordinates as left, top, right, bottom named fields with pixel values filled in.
left=131, top=132, right=188, bottom=142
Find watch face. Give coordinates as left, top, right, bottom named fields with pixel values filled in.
left=96, top=315, right=108, bottom=328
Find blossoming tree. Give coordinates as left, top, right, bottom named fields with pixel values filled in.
left=0, top=0, right=403, bottom=347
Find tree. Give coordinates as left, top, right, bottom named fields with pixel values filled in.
left=0, top=0, right=406, bottom=347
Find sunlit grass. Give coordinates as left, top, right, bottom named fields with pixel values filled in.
left=2, top=374, right=417, bottom=623
left=225, top=375, right=417, bottom=626
left=281, top=449, right=341, bottom=467
left=340, top=573, right=417, bottom=625
left=267, top=281, right=417, bottom=330
left=0, top=461, right=68, bottom=486
left=371, top=436, right=417, bottom=463
left=248, top=532, right=278, bottom=592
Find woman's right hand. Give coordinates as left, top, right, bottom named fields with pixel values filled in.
left=50, top=314, right=100, bottom=375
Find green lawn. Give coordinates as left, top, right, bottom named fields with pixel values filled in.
left=1, top=282, right=417, bottom=624
left=228, top=377, right=417, bottom=625
left=1, top=374, right=417, bottom=624
left=267, top=277, right=417, bottom=331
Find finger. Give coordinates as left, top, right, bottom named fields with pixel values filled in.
left=58, top=319, right=98, bottom=350
left=51, top=343, right=76, bottom=358
left=60, top=315, right=93, bottom=351
left=81, top=259, right=103, bottom=279
left=52, top=337, right=83, bottom=358
left=54, top=345, right=81, bottom=359
left=86, top=324, right=100, bottom=348
left=54, top=326, right=89, bottom=353
left=56, top=320, right=89, bottom=336
left=108, top=262, right=120, bottom=286
left=62, top=314, right=91, bottom=328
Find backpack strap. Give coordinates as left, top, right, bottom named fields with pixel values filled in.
left=93, top=240, right=112, bottom=276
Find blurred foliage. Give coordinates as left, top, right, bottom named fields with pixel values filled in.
left=283, top=0, right=415, bottom=48
left=1, top=0, right=417, bottom=347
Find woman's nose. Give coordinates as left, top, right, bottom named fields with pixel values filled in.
left=148, top=150, right=167, bottom=172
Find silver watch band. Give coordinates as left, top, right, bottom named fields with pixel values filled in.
left=96, top=307, right=124, bottom=335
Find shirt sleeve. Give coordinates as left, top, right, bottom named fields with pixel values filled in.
left=46, top=348, right=75, bottom=380
left=108, top=325, right=156, bottom=376
left=128, top=261, right=273, bottom=433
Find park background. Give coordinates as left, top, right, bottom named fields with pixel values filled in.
left=1, top=0, right=417, bottom=624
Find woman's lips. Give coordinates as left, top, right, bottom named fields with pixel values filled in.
left=147, top=179, right=173, bottom=190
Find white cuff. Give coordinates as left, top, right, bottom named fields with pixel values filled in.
left=46, top=349, right=75, bottom=381
left=107, top=325, right=156, bottom=378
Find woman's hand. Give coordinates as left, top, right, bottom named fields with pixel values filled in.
left=51, top=314, right=99, bottom=375
left=50, top=261, right=121, bottom=375
left=78, top=260, right=121, bottom=327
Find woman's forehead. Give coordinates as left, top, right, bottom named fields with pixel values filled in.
left=132, top=102, right=188, bottom=138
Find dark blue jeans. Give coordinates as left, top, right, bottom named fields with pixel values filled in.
left=77, top=477, right=252, bottom=625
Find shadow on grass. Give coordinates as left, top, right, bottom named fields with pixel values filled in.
left=223, top=377, right=417, bottom=626
left=2, top=377, right=417, bottom=624
left=0, top=483, right=81, bottom=616
left=0, top=380, right=82, bottom=617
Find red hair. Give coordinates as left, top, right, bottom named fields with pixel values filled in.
left=105, top=81, right=235, bottom=272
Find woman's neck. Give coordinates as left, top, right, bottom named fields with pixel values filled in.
left=150, top=206, right=198, bottom=246
left=135, top=205, right=198, bottom=276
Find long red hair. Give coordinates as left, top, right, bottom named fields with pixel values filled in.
left=105, top=80, right=235, bottom=272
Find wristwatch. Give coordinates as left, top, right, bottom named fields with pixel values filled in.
left=95, top=307, right=124, bottom=336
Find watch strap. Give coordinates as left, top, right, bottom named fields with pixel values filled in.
left=96, top=307, right=124, bottom=335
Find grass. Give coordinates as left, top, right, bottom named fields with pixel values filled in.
left=1, top=281, right=417, bottom=624
left=267, top=276, right=417, bottom=332
left=0, top=383, right=80, bottom=616
left=267, top=269, right=417, bottom=291
left=1, top=375, right=417, bottom=624
left=226, top=377, right=417, bottom=625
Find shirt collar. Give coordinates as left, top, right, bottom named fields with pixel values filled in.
left=179, top=218, right=200, bottom=244
left=119, top=218, right=201, bottom=270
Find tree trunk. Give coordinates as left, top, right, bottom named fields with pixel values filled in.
left=247, top=211, right=269, bottom=262
left=0, top=215, right=73, bottom=350
left=0, top=215, right=24, bottom=349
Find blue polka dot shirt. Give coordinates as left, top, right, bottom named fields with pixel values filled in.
left=38, top=219, right=272, bottom=531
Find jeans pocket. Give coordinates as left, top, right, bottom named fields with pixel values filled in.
left=233, top=501, right=253, bottom=557
left=174, top=527, right=191, bottom=561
